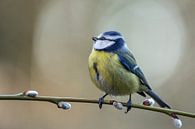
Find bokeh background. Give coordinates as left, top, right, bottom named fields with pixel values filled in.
left=0, top=0, right=194, bottom=129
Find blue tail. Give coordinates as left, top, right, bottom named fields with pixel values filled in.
left=145, top=89, right=171, bottom=109
left=145, top=89, right=181, bottom=119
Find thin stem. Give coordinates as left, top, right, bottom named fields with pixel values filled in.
left=0, top=93, right=194, bottom=118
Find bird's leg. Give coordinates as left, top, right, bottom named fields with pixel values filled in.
left=125, top=95, right=132, bottom=113
left=98, top=93, right=108, bottom=109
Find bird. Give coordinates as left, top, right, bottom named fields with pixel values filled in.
left=88, top=31, right=174, bottom=114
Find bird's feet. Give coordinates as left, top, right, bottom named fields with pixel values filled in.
left=98, top=97, right=104, bottom=109
left=98, top=93, right=108, bottom=109
left=125, top=98, right=132, bottom=113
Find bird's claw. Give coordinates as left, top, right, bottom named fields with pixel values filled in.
left=98, top=97, right=104, bottom=109
left=98, top=93, right=108, bottom=109
left=125, top=100, right=132, bottom=113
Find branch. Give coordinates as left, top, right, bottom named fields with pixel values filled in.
left=0, top=90, right=194, bottom=119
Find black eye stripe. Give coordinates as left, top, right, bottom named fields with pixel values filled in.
left=97, top=37, right=115, bottom=41
left=106, top=39, right=115, bottom=41
left=97, top=37, right=106, bottom=40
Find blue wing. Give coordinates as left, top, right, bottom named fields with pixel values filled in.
left=116, top=48, right=172, bottom=108
left=116, top=49, right=152, bottom=90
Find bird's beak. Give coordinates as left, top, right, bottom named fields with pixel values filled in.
left=92, top=37, right=98, bottom=41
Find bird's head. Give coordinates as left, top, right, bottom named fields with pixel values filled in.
left=92, top=31, right=125, bottom=52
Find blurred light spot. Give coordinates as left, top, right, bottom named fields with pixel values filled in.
left=96, top=1, right=186, bottom=88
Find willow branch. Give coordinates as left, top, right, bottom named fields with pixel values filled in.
left=0, top=91, right=194, bottom=119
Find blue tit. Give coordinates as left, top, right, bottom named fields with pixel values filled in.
left=88, top=31, right=174, bottom=113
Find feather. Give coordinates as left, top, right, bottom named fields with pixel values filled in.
left=116, top=49, right=152, bottom=90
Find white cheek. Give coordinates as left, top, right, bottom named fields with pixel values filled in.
left=93, top=40, right=115, bottom=49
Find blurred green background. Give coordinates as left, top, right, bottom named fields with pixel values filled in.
left=0, top=0, right=194, bottom=129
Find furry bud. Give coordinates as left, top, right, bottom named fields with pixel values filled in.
left=113, top=101, right=123, bottom=110
left=58, top=102, right=71, bottom=110
left=172, top=118, right=182, bottom=128
left=24, top=90, right=38, bottom=97
left=143, top=98, right=155, bottom=106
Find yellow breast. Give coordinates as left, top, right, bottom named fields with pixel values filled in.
left=88, top=49, right=140, bottom=96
